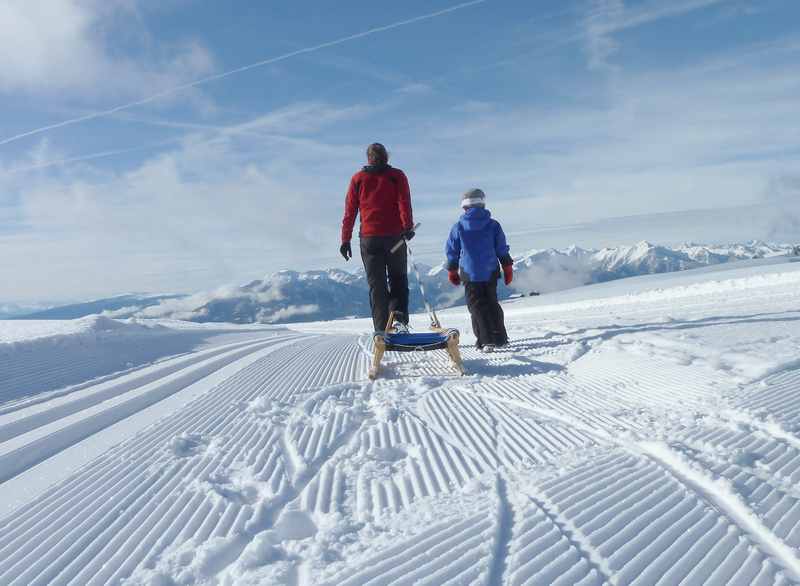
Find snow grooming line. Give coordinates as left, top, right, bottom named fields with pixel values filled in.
left=370, top=226, right=465, bottom=379
left=639, top=441, right=800, bottom=583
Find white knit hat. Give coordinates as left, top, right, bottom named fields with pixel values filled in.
left=461, top=188, right=486, bottom=208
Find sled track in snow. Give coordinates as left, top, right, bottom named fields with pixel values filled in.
left=328, top=510, right=498, bottom=586
left=368, top=335, right=800, bottom=585
left=505, top=451, right=783, bottom=585
left=476, top=374, right=647, bottom=435
left=738, top=367, right=800, bottom=431
left=0, top=334, right=364, bottom=585
left=350, top=409, right=486, bottom=519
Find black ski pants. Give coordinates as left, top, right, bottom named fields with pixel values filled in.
left=465, top=276, right=508, bottom=348
left=360, top=236, right=409, bottom=332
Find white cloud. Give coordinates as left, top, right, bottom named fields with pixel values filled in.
left=452, top=100, right=494, bottom=114
left=512, top=253, right=592, bottom=294
left=0, top=0, right=98, bottom=92
left=0, top=0, right=214, bottom=98
left=259, top=304, right=319, bottom=323
left=0, top=101, right=369, bottom=300
left=583, top=0, right=625, bottom=71
left=396, top=83, right=435, bottom=95
left=218, top=102, right=385, bottom=138
left=0, top=0, right=492, bottom=147
left=2, top=30, right=799, bottom=302
left=431, top=42, right=797, bottom=176
left=392, top=37, right=800, bottom=254
left=763, top=175, right=800, bottom=240
left=582, top=0, right=727, bottom=70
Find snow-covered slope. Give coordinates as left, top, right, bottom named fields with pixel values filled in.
left=50, top=240, right=793, bottom=325
left=0, top=316, right=280, bottom=412
left=2, top=257, right=800, bottom=584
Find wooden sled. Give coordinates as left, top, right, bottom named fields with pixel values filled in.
left=369, top=311, right=466, bottom=379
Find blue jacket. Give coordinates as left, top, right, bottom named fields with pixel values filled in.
left=445, top=207, right=512, bottom=282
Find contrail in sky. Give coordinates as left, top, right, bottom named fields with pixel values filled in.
left=3, top=138, right=183, bottom=175
left=0, top=0, right=487, bottom=148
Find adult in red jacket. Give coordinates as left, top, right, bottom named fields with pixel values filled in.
left=340, top=143, right=415, bottom=332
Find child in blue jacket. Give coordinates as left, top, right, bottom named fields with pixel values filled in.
left=445, top=188, right=513, bottom=351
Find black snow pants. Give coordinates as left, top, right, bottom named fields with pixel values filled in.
left=465, top=275, right=508, bottom=348
left=360, top=236, right=409, bottom=332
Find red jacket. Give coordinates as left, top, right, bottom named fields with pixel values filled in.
left=341, top=165, right=413, bottom=242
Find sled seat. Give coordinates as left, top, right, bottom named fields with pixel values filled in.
left=381, top=329, right=459, bottom=352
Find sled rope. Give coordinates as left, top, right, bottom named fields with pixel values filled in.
left=393, top=224, right=441, bottom=329
left=407, top=241, right=441, bottom=329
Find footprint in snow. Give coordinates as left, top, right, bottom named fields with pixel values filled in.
left=198, top=467, right=275, bottom=506
left=233, top=510, right=318, bottom=574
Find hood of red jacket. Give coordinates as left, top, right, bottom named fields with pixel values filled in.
left=362, top=163, right=391, bottom=173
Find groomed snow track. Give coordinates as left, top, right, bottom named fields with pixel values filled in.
left=2, top=265, right=800, bottom=585
left=0, top=332, right=365, bottom=585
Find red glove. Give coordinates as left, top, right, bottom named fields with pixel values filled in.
left=448, top=270, right=461, bottom=286
left=502, top=264, right=513, bottom=285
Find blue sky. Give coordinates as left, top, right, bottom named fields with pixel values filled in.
left=1, top=0, right=799, bottom=302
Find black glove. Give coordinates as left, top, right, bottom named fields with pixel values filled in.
left=340, top=242, right=352, bottom=261
left=402, top=228, right=415, bottom=241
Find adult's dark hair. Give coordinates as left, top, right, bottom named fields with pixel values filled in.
left=367, top=143, right=389, bottom=166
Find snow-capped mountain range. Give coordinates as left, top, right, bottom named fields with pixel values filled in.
left=13, top=241, right=798, bottom=324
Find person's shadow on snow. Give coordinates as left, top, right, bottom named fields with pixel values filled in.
left=462, top=354, right=564, bottom=377
left=508, top=310, right=800, bottom=352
